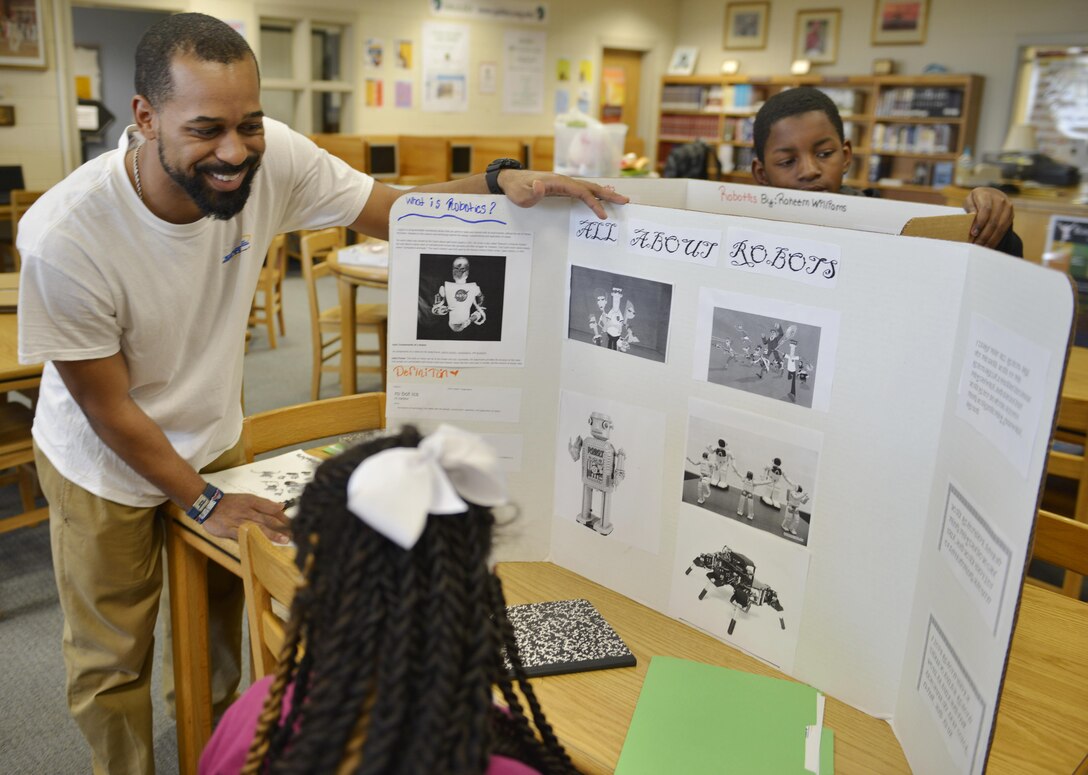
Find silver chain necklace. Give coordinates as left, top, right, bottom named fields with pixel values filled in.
left=132, top=142, right=143, bottom=201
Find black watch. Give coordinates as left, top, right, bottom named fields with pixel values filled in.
left=485, top=157, right=523, bottom=194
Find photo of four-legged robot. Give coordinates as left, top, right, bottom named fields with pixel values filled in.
left=684, top=545, right=786, bottom=636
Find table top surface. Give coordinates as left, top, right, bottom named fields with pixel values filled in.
left=167, top=509, right=1088, bottom=775
left=328, top=244, right=390, bottom=286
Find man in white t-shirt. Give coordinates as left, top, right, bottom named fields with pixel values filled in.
left=16, top=14, right=626, bottom=775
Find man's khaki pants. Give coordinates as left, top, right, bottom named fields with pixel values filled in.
left=37, top=441, right=247, bottom=775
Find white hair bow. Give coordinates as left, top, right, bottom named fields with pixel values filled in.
left=345, top=424, right=508, bottom=549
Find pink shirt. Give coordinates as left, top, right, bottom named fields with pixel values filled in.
left=199, top=676, right=541, bottom=775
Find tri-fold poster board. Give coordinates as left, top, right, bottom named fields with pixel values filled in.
left=382, top=178, right=1074, bottom=775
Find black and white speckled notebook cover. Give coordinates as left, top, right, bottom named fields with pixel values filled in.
left=505, top=598, right=637, bottom=678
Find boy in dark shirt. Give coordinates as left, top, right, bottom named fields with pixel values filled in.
left=750, top=87, right=1022, bottom=256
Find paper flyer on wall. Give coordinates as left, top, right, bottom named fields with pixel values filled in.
left=384, top=179, right=1072, bottom=775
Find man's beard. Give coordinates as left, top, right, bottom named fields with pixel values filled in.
left=158, top=142, right=261, bottom=220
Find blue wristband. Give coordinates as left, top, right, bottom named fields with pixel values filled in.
left=186, top=483, right=224, bottom=524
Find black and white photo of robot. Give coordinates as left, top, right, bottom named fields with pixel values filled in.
left=684, top=544, right=786, bottom=636
left=567, top=264, right=672, bottom=363
left=707, top=307, right=821, bottom=408
left=681, top=411, right=819, bottom=546
left=568, top=411, right=626, bottom=536
left=416, top=252, right=506, bottom=341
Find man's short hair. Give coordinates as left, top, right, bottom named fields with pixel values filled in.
left=135, top=13, right=258, bottom=108
left=752, top=87, right=844, bottom=163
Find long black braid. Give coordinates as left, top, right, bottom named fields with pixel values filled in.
left=243, top=427, right=582, bottom=775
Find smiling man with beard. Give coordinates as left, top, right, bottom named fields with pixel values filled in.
left=15, top=13, right=626, bottom=775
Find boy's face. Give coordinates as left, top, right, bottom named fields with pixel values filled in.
left=751, top=110, right=851, bottom=193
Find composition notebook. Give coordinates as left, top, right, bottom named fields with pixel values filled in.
left=504, top=598, right=636, bottom=678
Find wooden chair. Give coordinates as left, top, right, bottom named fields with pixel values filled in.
left=467, top=137, right=526, bottom=175
left=1040, top=427, right=1088, bottom=596
left=0, top=402, right=49, bottom=534
left=530, top=135, right=554, bottom=172
left=307, top=134, right=367, bottom=172
left=239, top=523, right=301, bottom=679
left=1032, top=509, right=1088, bottom=585
left=5, top=189, right=45, bottom=271
left=398, top=135, right=451, bottom=183
left=238, top=391, right=386, bottom=677
left=248, top=233, right=288, bottom=349
left=300, top=228, right=387, bottom=400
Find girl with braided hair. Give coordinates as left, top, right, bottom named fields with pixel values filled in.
left=199, top=425, right=581, bottom=775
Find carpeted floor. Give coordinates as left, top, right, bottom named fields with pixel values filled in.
left=0, top=269, right=385, bottom=774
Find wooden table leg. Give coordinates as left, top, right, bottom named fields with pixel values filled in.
left=166, top=520, right=213, bottom=775
left=338, top=277, right=358, bottom=396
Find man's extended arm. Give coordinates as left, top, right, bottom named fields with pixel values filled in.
left=54, top=353, right=291, bottom=543
left=349, top=169, right=628, bottom=240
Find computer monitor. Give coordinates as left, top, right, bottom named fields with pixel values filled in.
left=0, top=166, right=25, bottom=205
left=366, top=140, right=399, bottom=181
left=451, top=144, right=472, bottom=177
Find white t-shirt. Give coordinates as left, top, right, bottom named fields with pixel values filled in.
left=18, top=118, right=374, bottom=506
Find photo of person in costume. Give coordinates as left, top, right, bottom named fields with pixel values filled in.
left=418, top=252, right=506, bottom=341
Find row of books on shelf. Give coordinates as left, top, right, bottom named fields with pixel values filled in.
left=660, top=83, right=760, bottom=113
left=659, top=113, right=721, bottom=139
left=721, top=117, right=754, bottom=143
left=875, top=87, right=963, bottom=118
left=870, top=122, right=955, bottom=154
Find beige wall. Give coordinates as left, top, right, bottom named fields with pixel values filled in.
left=675, top=0, right=1088, bottom=159
left=1, top=0, right=674, bottom=188
left=3, top=0, right=1083, bottom=189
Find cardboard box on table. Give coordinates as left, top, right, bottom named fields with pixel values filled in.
left=383, top=179, right=1073, bottom=775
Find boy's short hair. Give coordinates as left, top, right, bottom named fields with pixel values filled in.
left=752, top=87, right=845, bottom=163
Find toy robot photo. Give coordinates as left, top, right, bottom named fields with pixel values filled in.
left=568, top=411, right=625, bottom=535
left=685, top=545, right=785, bottom=635
left=431, top=256, right=486, bottom=332
left=761, top=457, right=796, bottom=509
left=685, top=452, right=713, bottom=504
left=705, top=438, right=733, bottom=489
left=731, top=464, right=771, bottom=520
left=782, top=485, right=809, bottom=536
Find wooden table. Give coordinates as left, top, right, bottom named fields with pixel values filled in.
left=326, top=246, right=388, bottom=396
left=164, top=510, right=1088, bottom=775
left=0, top=274, right=42, bottom=393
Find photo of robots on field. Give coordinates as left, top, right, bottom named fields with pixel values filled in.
left=681, top=398, right=822, bottom=547
left=669, top=508, right=810, bottom=672
left=566, top=264, right=673, bottom=363
left=552, top=388, right=666, bottom=555
left=691, top=288, right=841, bottom=411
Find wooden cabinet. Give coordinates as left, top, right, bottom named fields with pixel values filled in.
left=655, top=73, right=983, bottom=195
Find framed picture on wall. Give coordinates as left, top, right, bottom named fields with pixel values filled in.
left=667, top=46, right=699, bottom=76
left=871, top=0, right=929, bottom=45
left=0, top=0, right=47, bottom=68
left=723, top=2, right=770, bottom=50
left=794, top=9, right=841, bottom=65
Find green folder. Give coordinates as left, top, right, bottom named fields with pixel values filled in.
left=615, top=656, right=831, bottom=774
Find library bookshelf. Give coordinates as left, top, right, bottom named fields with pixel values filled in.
left=656, top=73, right=983, bottom=196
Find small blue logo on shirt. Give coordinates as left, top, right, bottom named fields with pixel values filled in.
left=222, top=236, right=252, bottom=264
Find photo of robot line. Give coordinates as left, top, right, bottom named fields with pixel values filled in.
left=681, top=412, right=820, bottom=546
left=567, top=265, right=672, bottom=364
left=416, top=252, right=506, bottom=341
left=706, top=307, right=821, bottom=408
